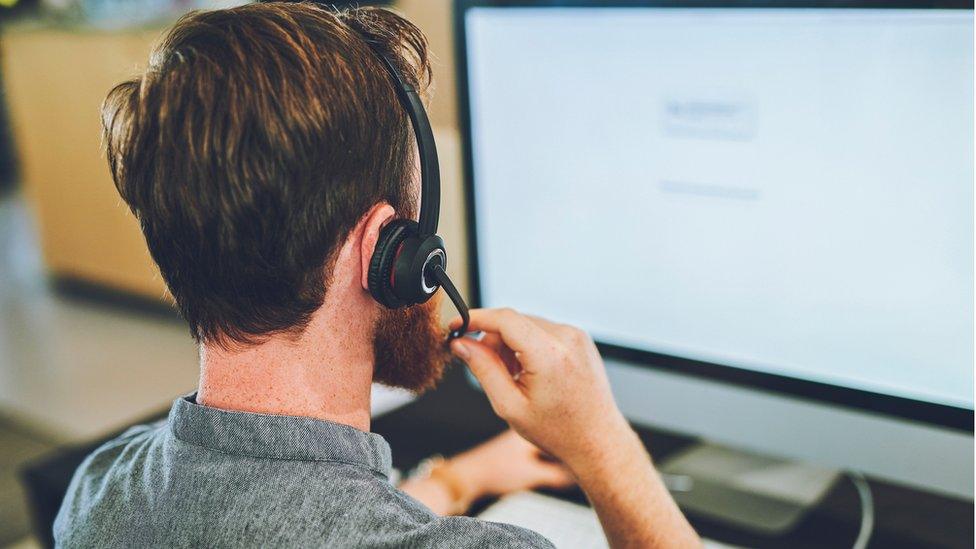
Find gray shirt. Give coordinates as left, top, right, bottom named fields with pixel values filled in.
left=54, top=395, right=553, bottom=548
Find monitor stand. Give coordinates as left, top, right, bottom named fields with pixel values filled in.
left=660, top=442, right=840, bottom=534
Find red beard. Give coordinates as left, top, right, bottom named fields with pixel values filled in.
left=371, top=295, right=452, bottom=392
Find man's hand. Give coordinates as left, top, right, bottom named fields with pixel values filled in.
left=449, top=429, right=574, bottom=499
left=399, top=429, right=573, bottom=516
left=449, top=308, right=701, bottom=549
left=448, top=308, right=630, bottom=470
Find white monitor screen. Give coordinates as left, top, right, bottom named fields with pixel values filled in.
left=464, top=7, right=975, bottom=409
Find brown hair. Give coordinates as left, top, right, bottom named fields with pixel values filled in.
left=102, top=2, right=431, bottom=346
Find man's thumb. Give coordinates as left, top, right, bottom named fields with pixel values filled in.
left=451, top=339, right=521, bottom=414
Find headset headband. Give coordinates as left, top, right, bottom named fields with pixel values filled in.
left=361, top=40, right=470, bottom=340
left=372, top=53, right=440, bottom=237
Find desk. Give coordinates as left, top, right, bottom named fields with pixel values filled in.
left=21, top=366, right=974, bottom=548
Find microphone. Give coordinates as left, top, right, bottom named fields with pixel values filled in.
left=425, top=263, right=470, bottom=340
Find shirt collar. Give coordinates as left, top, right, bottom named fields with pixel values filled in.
left=168, top=394, right=392, bottom=477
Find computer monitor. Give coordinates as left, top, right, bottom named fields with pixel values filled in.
left=456, top=0, right=974, bottom=500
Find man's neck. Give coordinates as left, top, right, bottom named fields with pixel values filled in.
left=197, top=294, right=376, bottom=432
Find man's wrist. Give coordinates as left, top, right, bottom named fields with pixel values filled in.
left=431, top=458, right=478, bottom=514
left=563, top=418, right=647, bottom=482
left=441, top=452, right=488, bottom=505
left=406, top=456, right=480, bottom=515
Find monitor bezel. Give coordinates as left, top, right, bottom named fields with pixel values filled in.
left=453, top=0, right=975, bottom=432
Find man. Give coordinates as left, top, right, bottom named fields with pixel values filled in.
left=54, top=3, right=699, bottom=548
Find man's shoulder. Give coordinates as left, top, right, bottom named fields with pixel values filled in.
left=63, top=420, right=166, bottom=492
left=52, top=419, right=553, bottom=548
left=53, top=421, right=167, bottom=547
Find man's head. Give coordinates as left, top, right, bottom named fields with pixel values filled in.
left=103, top=2, right=449, bottom=390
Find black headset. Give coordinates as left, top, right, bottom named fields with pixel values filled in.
left=362, top=47, right=470, bottom=340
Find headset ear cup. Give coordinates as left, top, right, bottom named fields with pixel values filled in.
left=368, top=220, right=417, bottom=308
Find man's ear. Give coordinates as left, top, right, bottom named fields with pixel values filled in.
left=359, top=202, right=397, bottom=292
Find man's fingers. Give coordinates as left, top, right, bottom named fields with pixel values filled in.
left=524, top=314, right=577, bottom=339
left=451, top=338, right=524, bottom=418
left=473, top=332, right=523, bottom=376
left=450, top=308, right=551, bottom=356
left=523, top=314, right=559, bottom=330
left=467, top=332, right=515, bottom=360
left=449, top=310, right=561, bottom=334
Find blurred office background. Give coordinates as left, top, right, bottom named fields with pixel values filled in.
left=0, top=1, right=461, bottom=546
